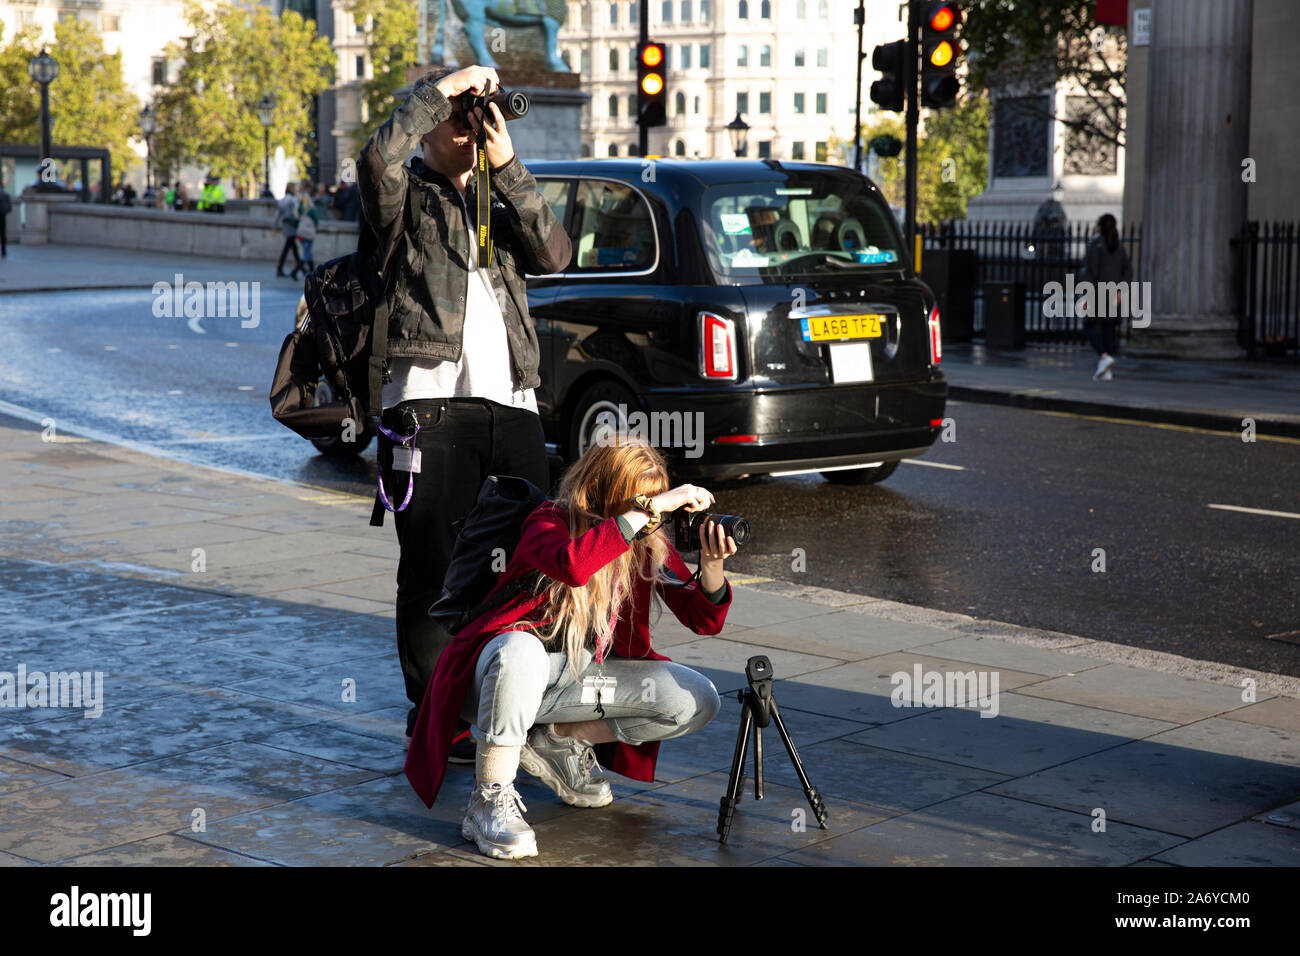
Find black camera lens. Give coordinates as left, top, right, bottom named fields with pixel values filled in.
left=673, top=510, right=750, bottom=552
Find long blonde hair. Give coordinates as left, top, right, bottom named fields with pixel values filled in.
left=535, top=436, right=672, bottom=675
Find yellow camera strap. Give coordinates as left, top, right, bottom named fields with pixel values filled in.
left=474, top=124, right=492, bottom=270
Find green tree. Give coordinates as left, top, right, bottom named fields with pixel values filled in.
left=153, top=1, right=335, bottom=195
left=961, top=0, right=1125, bottom=149
left=837, top=96, right=989, bottom=224
left=1, top=19, right=139, bottom=187
left=345, top=0, right=418, bottom=159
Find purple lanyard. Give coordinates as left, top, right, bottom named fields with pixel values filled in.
left=376, top=419, right=418, bottom=513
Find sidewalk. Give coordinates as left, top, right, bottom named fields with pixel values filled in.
left=943, top=343, right=1300, bottom=439
left=1, top=414, right=1298, bottom=866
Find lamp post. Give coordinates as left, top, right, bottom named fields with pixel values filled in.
left=28, top=48, right=59, bottom=192
left=726, top=112, right=750, bottom=158
left=139, top=104, right=156, bottom=199
left=256, top=93, right=275, bottom=199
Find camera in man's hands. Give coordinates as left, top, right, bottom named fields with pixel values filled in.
left=673, top=510, right=750, bottom=552
left=457, top=89, right=530, bottom=129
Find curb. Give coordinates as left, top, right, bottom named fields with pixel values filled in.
left=946, top=383, right=1300, bottom=440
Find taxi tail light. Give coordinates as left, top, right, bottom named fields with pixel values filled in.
left=928, top=303, right=942, bottom=364
left=699, top=311, right=738, bottom=380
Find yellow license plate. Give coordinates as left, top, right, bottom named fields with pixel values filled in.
left=800, top=313, right=885, bottom=342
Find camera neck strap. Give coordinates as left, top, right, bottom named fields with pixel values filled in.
left=474, top=125, right=492, bottom=270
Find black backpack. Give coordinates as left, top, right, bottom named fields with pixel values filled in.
left=411, top=476, right=551, bottom=689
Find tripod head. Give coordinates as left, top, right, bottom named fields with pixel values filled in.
left=744, top=655, right=774, bottom=728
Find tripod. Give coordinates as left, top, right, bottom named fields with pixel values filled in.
left=717, top=655, right=828, bottom=844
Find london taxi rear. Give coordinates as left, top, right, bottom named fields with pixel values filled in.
left=527, top=159, right=947, bottom=484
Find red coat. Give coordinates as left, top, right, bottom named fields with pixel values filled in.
left=404, top=501, right=732, bottom=808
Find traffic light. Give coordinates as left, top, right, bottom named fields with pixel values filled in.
left=869, top=39, right=906, bottom=113
left=637, top=41, right=667, bottom=128
left=919, top=2, right=962, bottom=109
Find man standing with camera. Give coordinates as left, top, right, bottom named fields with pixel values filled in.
left=358, top=65, right=570, bottom=757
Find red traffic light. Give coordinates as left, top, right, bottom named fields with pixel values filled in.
left=641, top=43, right=664, bottom=67
left=929, top=4, right=954, bottom=31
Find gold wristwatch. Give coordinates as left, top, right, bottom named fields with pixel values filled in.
left=629, top=494, right=662, bottom=536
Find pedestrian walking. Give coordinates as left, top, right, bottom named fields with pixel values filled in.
left=293, top=180, right=318, bottom=276
left=165, top=181, right=187, bottom=211
left=0, top=176, right=11, bottom=258
left=272, top=181, right=303, bottom=278
left=405, top=438, right=734, bottom=860
left=1081, top=213, right=1132, bottom=381
left=357, top=63, right=570, bottom=758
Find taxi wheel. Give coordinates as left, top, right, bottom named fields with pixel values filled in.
left=568, top=380, right=641, bottom=462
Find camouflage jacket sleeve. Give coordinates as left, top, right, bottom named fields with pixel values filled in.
left=358, top=82, right=454, bottom=233
left=489, top=155, right=572, bottom=276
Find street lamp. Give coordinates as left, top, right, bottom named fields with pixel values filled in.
left=726, top=112, right=750, bottom=158
left=139, top=104, right=156, bottom=198
left=28, top=48, right=59, bottom=193
left=256, top=93, right=275, bottom=199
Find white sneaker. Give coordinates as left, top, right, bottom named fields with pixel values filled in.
left=1101, top=369, right=1113, bottom=381
left=1094, top=354, right=1116, bottom=380
left=520, top=725, right=614, bottom=808
left=462, top=781, right=538, bottom=860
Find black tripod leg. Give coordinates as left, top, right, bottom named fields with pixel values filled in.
left=753, top=718, right=764, bottom=801
left=769, top=700, right=829, bottom=829
left=718, top=697, right=754, bottom=844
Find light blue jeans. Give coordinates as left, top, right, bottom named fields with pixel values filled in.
left=461, top=629, right=722, bottom=749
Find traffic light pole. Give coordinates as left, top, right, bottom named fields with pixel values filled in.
left=853, top=0, right=865, bottom=171
left=904, top=0, right=919, bottom=258
left=638, top=0, right=649, bottom=157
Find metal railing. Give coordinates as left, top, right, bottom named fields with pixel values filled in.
left=1235, top=221, right=1300, bottom=360
left=921, top=219, right=1142, bottom=343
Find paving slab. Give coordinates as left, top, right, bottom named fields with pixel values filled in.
left=844, top=692, right=1176, bottom=777
left=227, top=652, right=408, bottom=716
left=989, top=718, right=1300, bottom=838
left=912, top=634, right=1111, bottom=678
left=1220, top=696, right=1300, bottom=733
left=664, top=636, right=843, bottom=693
left=1255, top=800, right=1300, bottom=830
left=778, top=791, right=1183, bottom=866
left=1152, top=821, right=1300, bottom=866
left=0, top=756, right=69, bottom=797
left=253, top=721, right=409, bottom=775
left=1013, top=662, right=1253, bottom=724
left=59, top=834, right=276, bottom=867
left=738, top=612, right=960, bottom=661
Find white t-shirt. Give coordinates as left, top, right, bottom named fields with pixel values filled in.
left=382, top=190, right=538, bottom=414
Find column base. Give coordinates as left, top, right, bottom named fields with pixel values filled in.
left=1126, top=320, right=1246, bottom=360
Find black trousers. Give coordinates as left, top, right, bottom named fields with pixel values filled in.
left=1, top=214, right=7, bottom=257
left=276, top=233, right=301, bottom=273
left=1084, top=318, right=1119, bottom=357
left=377, top=398, right=548, bottom=730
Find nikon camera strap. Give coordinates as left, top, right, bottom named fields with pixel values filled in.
left=474, top=124, right=492, bottom=269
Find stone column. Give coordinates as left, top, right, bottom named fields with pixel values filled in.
left=1134, top=0, right=1252, bottom=358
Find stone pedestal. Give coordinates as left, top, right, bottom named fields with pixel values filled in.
left=1133, top=0, right=1253, bottom=359
left=17, top=189, right=79, bottom=245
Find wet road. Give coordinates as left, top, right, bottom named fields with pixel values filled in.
left=3, top=288, right=1298, bottom=677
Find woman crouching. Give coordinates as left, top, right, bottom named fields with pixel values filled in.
left=404, top=437, right=737, bottom=859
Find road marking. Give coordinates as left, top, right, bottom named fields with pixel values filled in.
left=901, top=458, right=965, bottom=471
left=1208, top=503, right=1300, bottom=521
left=103, top=346, right=117, bottom=351
left=727, top=575, right=772, bottom=585
left=237, top=386, right=254, bottom=391
left=1033, top=408, right=1300, bottom=445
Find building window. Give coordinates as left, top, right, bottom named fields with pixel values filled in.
left=582, top=3, right=592, bottom=25
left=664, top=45, right=671, bottom=68
left=757, top=140, right=771, bottom=159
left=736, top=91, right=749, bottom=114
left=630, top=0, right=638, bottom=23
left=817, top=47, right=827, bottom=68
left=737, top=44, right=748, bottom=68
left=675, top=139, right=687, bottom=156
left=355, top=54, right=365, bottom=79
left=681, top=44, right=691, bottom=69
left=760, top=0, right=770, bottom=17
left=794, top=48, right=805, bottom=67
left=694, top=95, right=701, bottom=113
left=151, top=57, right=167, bottom=86
left=817, top=0, right=827, bottom=17
left=609, top=143, right=620, bottom=156
left=676, top=91, right=687, bottom=114
left=791, top=141, right=805, bottom=160
left=100, top=12, right=121, bottom=31
left=793, top=92, right=805, bottom=113
left=610, top=2, right=618, bottom=24
left=815, top=141, right=827, bottom=161
left=662, top=0, right=672, bottom=21
left=759, top=91, right=771, bottom=114
left=609, top=94, right=619, bottom=117
left=700, top=43, right=711, bottom=67
left=738, top=0, right=748, bottom=18
left=796, top=0, right=805, bottom=17
left=582, top=142, right=593, bottom=157
left=580, top=49, right=591, bottom=73
left=700, top=0, right=711, bottom=21
left=815, top=92, right=826, bottom=114
left=628, top=94, right=637, bottom=116
left=760, top=45, right=770, bottom=67
left=681, top=0, right=691, bottom=21
left=610, top=48, right=619, bottom=71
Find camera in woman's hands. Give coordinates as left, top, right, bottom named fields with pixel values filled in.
left=673, top=511, right=750, bottom=553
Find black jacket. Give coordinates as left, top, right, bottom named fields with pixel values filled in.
left=357, top=82, right=571, bottom=390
